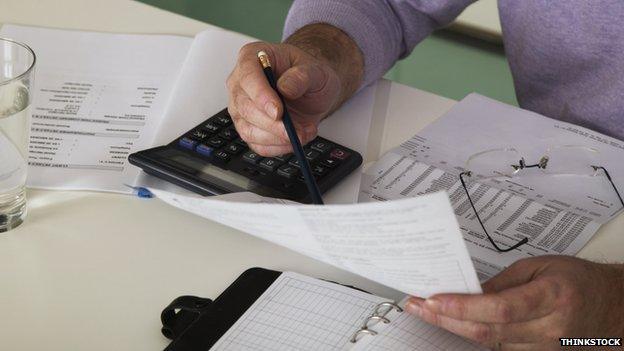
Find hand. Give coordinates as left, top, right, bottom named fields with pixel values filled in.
left=405, top=256, right=624, bottom=350
left=226, top=24, right=363, bottom=156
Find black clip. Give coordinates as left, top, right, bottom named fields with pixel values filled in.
left=161, top=296, right=213, bottom=340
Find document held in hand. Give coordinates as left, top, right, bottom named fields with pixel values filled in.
left=149, top=188, right=482, bottom=298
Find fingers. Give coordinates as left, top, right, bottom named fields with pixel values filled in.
left=247, top=143, right=294, bottom=156
left=233, top=117, right=288, bottom=147
left=228, top=42, right=333, bottom=156
left=227, top=42, right=287, bottom=156
left=278, top=64, right=328, bottom=100
left=232, top=94, right=288, bottom=140
left=406, top=299, right=553, bottom=345
left=420, top=279, right=556, bottom=324
left=233, top=43, right=283, bottom=119
left=233, top=116, right=314, bottom=156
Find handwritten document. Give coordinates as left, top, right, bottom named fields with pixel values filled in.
left=150, top=188, right=482, bottom=298
left=360, top=94, right=624, bottom=279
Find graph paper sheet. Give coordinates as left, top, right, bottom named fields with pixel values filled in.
left=352, top=298, right=485, bottom=351
left=210, top=272, right=389, bottom=351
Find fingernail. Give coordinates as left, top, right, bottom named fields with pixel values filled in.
left=265, top=102, right=279, bottom=119
left=424, top=298, right=442, bottom=313
left=405, top=300, right=422, bottom=315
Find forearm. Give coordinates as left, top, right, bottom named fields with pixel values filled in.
left=283, top=0, right=475, bottom=88
left=284, top=23, right=364, bottom=109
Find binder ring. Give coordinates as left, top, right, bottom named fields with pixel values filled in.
left=350, top=301, right=402, bottom=344
left=362, top=315, right=390, bottom=329
left=374, top=302, right=403, bottom=316
left=350, top=328, right=377, bottom=343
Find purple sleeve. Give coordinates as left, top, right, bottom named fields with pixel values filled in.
left=283, top=0, right=475, bottom=87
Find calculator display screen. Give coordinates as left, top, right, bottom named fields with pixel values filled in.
left=170, top=155, right=252, bottom=190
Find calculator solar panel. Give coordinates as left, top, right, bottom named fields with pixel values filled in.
left=128, top=108, right=363, bottom=203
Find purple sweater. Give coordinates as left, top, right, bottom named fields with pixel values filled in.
left=283, top=0, right=624, bottom=141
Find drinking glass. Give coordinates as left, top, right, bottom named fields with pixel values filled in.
left=0, top=38, right=35, bottom=232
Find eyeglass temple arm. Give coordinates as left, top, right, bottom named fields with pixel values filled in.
left=459, top=172, right=529, bottom=253
left=592, top=166, right=624, bottom=208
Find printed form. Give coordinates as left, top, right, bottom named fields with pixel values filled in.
left=150, top=188, right=482, bottom=298
left=0, top=25, right=192, bottom=192
left=359, top=94, right=624, bottom=280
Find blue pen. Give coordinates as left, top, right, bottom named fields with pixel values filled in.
left=124, top=184, right=154, bottom=198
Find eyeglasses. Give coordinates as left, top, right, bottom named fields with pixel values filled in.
left=459, top=145, right=624, bottom=252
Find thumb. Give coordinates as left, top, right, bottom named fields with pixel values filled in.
left=277, top=64, right=329, bottom=100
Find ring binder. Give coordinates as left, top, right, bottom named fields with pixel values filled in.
left=350, top=301, right=404, bottom=343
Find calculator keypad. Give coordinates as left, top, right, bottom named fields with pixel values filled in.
left=174, top=109, right=356, bottom=195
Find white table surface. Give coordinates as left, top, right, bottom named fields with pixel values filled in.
left=0, top=1, right=622, bottom=350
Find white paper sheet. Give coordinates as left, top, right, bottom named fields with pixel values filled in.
left=0, top=24, right=192, bottom=193
left=150, top=188, right=482, bottom=298
left=359, top=94, right=623, bottom=280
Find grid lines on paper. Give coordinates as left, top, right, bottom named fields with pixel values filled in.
left=356, top=310, right=485, bottom=351
left=211, top=273, right=387, bottom=351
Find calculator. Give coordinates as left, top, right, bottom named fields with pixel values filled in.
left=128, top=108, right=363, bottom=203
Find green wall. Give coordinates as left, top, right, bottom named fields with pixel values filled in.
left=137, top=0, right=517, bottom=105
